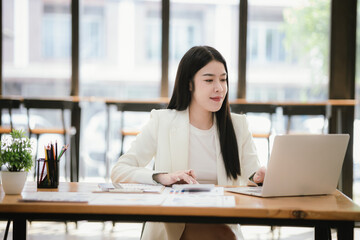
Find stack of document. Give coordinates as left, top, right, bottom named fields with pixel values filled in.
left=20, top=192, right=91, bottom=203
left=19, top=183, right=235, bottom=207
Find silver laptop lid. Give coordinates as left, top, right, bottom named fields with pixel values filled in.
left=261, top=134, right=349, bottom=197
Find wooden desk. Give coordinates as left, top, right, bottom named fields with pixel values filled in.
left=0, top=182, right=359, bottom=240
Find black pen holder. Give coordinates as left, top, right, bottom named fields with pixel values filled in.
left=37, top=158, right=59, bottom=188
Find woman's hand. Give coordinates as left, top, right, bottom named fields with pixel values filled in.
left=253, top=166, right=266, bottom=184
left=153, top=169, right=198, bottom=186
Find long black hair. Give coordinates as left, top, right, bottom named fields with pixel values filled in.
left=168, top=46, right=241, bottom=179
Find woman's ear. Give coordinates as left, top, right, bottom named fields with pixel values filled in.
left=189, top=81, right=193, bottom=91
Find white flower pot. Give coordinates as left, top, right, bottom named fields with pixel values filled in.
left=1, top=171, right=28, bottom=195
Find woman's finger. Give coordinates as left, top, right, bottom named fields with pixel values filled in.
left=186, top=169, right=197, bottom=179
left=179, top=172, right=196, bottom=184
left=254, top=167, right=266, bottom=183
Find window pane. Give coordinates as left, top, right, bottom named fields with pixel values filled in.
left=79, top=0, right=162, bottom=99
left=169, top=0, right=239, bottom=99
left=79, top=0, right=162, bottom=180
left=2, top=0, right=71, bottom=97
left=247, top=0, right=330, bottom=102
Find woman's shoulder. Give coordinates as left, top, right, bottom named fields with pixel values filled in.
left=230, top=112, right=247, bottom=122
left=150, top=108, right=187, bottom=121
left=230, top=112, right=249, bottom=131
left=150, top=108, right=180, bottom=116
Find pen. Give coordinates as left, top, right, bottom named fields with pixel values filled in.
left=181, top=189, right=210, bottom=193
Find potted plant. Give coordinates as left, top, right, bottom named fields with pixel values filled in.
left=0, top=129, right=33, bottom=194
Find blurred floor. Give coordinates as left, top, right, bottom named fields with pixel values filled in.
left=0, top=221, right=359, bottom=240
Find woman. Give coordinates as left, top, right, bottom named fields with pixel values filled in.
left=111, top=46, right=265, bottom=240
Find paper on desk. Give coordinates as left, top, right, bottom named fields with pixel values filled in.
left=162, top=195, right=235, bottom=207
left=96, top=183, right=165, bottom=193
left=20, top=192, right=91, bottom=203
left=90, top=193, right=166, bottom=205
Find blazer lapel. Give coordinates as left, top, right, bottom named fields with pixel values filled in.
left=169, top=109, right=189, bottom=171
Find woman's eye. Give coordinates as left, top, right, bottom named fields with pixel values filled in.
left=221, top=79, right=227, bottom=82
left=205, top=79, right=213, bottom=82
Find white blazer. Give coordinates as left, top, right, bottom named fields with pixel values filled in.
left=111, top=108, right=260, bottom=240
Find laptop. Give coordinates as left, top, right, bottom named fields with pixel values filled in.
left=227, top=134, right=349, bottom=197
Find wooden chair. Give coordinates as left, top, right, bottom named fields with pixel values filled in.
left=23, top=99, right=76, bottom=180
left=116, top=102, right=167, bottom=155
left=230, top=103, right=277, bottom=160
left=0, top=98, right=21, bottom=139
left=282, top=104, right=330, bottom=134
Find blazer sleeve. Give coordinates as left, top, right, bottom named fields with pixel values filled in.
left=232, top=113, right=261, bottom=182
left=110, top=110, right=160, bottom=184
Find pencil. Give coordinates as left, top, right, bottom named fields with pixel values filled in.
left=40, top=158, right=46, bottom=183
left=58, top=144, right=69, bottom=160
left=45, top=146, right=50, bottom=183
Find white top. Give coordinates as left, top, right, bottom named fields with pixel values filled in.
left=189, top=123, right=217, bottom=184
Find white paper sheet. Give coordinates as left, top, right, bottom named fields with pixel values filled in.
left=20, top=192, right=91, bottom=203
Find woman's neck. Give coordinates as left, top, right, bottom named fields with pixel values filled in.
left=189, top=106, right=213, bottom=130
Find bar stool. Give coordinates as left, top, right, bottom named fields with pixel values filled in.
left=23, top=99, right=76, bottom=180
left=0, top=98, right=21, bottom=139
left=230, top=103, right=277, bottom=160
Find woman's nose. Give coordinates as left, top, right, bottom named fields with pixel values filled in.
left=214, top=80, right=223, bottom=92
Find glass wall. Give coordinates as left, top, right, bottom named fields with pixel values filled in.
left=169, top=0, right=239, bottom=99
left=79, top=0, right=162, bottom=179
left=2, top=0, right=71, bottom=97
left=79, top=0, right=162, bottom=99
left=2, top=0, right=357, bottom=187
left=247, top=0, right=330, bottom=102
left=245, top=0, right=331, bottom=164
left=2, top=0, right=72, bottom=180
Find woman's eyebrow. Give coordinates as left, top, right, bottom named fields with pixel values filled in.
left=202, top=73, right=227, bottom=76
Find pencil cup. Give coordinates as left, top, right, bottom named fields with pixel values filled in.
left=37, top=158, right=59, bottom=188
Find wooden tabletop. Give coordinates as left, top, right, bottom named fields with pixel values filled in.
left=1, top=182, right=359, bottom=222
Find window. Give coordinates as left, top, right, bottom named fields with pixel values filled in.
left=2, top=0, right=71, bottom=97
left=247, top=0, right=330, bottom=102
left=79, top=0, right=162, bottom=179
left=42, top=14, right=71, bottom=59
left=145, top=10, right=161, bottom=62
left=81, top=6, right=105, bottom=60
left=169, top=0, right=239, bottom=99
left=79, top=0, right=162, bottom=99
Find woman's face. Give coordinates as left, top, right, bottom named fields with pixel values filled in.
left=189, top=60, right=228, bottom=114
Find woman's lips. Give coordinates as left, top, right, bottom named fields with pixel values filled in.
left=210, top=97, right=222, bottom=102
